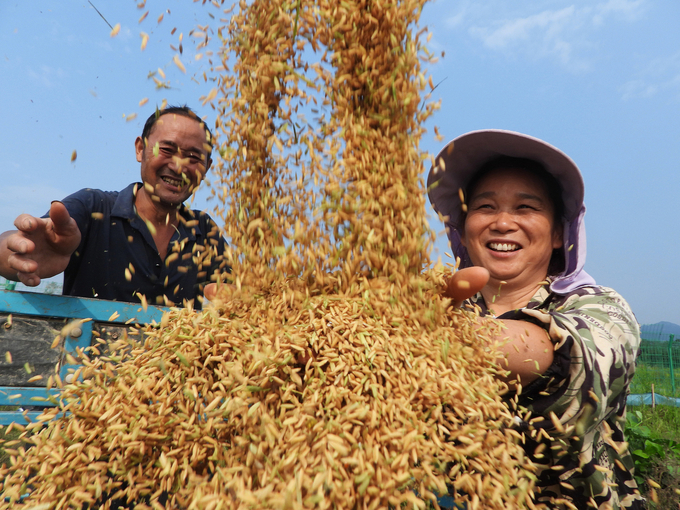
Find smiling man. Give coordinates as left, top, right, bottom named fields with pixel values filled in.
left=0, top=106, right=228, bottom=309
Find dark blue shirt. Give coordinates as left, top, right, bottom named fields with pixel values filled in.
left=57, top=183, right=228, bottom=309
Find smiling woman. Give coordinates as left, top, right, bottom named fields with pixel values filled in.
left=428, top=130, right=645, bottom=509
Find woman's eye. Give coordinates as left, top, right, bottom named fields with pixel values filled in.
left=474, top=203, right=493, bottom=210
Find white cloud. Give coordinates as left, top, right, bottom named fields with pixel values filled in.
left=619, top=79, right=658, bottom=99
left=441, top=0, right=678, bottom=100
left=444, top=1, right=469, bottom=28
left=446, top=0, right=647, bottom=72
left=620, top=51, right=680, bottom=101
left=471, top=6, right=575, bottom=50
left=26, top=65, right=65, bottom=88
left=592, top=0, right=645, bottom=25
left=468, top=5, right=589, bottom=70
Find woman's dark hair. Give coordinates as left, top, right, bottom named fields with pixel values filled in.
left=464, top=156, right=566, bottom=275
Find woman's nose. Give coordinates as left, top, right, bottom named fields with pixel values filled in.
left=490, top=211, right=516, bottom=232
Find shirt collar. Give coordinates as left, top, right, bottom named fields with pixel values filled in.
left=110, top=182, right=204, bottom=241
left=111, top=183, right=139, bottom=220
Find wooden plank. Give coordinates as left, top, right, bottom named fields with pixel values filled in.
left=0, top=410, right=43, bottom=423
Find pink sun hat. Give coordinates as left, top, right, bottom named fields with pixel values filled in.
left=427, top=129, right=585, bottom=229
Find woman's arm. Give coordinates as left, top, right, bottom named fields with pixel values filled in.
left=448, top=267, right=641, bottom=425
left=445, top=267, right=553, bottom=385
left=489, top=319, right=554, bottom=385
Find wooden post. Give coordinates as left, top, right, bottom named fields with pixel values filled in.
left=669, top=334, right=676, bottom=397
left=651, top=383, right=655, bottom=409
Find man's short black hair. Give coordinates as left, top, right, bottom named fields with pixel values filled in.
left=141, top=105, right=214, bottom=154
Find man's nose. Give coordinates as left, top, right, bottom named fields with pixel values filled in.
left=170, top=155, right=189, bottom=173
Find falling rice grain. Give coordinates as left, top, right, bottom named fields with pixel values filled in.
left=0, top=2, right=539, bottom=509
left=173, top=55, right=186, bottom=73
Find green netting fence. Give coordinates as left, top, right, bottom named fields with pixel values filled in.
left=0, top=278, right=17, bottom=291
left=631, top=332, right=680, bottom=399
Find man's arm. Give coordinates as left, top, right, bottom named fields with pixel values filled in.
left=0, top=202, right=81, bottom=286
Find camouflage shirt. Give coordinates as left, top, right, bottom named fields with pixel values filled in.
left=466, top=283, right=645, bottom=510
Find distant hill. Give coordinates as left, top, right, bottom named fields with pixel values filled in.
left=640, top=321, right=680, bottom=341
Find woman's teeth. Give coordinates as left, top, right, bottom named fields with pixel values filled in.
left=489, top=242, right=519, bottom=252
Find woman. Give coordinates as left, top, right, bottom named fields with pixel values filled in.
left=428, top=130, right=644, bottom=509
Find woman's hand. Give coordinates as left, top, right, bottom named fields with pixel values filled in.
left=443, top=266, right=489, bottom=306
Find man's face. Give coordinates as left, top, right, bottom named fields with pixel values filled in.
left=135, top=114, right=212, bottom=208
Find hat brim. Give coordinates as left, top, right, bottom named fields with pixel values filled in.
left=427, top=129, right=584, bottom=227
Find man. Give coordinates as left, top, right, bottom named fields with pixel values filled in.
left=0, top=106, right=227, bottom=309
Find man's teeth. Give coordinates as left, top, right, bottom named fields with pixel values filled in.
left=162, top=177, right=182, bottom=187
left=489, top=242, right=519, bottom=252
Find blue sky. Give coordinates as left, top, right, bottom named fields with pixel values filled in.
left=1, top=0, right=678, bottom=325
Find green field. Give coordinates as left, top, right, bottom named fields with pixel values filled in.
left=630, top=363, right=680, bottom=398
left=626, top=404, right=680, bottom=508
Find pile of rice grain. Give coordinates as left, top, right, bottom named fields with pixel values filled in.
left=0, top=0, right=539, bottom=509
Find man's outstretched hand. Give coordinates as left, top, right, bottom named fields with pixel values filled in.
left=203, top=281, right=235, bottom=303
left=204, top=283, right=217, bottom=302
left=0, top=202, right=81, bottom=286
left=443, top=266, right=489, bottom=307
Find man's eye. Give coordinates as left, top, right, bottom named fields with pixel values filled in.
left=159, top=146, right=175, bottom=155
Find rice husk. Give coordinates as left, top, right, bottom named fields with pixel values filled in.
left=0, top=0, right=539, bottom=508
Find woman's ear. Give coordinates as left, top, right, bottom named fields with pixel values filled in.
left=459, top=225, right=468, bottom=248
left=552, top=222, right=564, bottom=250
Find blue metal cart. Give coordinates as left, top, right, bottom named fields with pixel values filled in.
left=0, top=289, right=165, bottom=425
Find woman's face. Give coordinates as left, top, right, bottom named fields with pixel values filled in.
left=461, top=167, right=563, bottom=290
